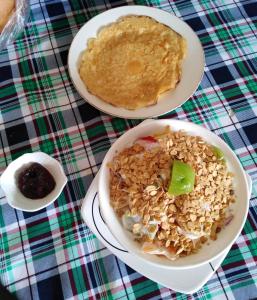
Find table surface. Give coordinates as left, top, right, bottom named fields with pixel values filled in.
left=0, top=0, right=257, bottom=299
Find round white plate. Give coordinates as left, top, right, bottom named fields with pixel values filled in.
left=68, top=6, right=205, bottom=119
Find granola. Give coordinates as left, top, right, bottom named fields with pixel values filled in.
left=108, top=127, right=235, bottom=260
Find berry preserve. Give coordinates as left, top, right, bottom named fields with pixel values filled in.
left=17, top=163, right=56, bottom=199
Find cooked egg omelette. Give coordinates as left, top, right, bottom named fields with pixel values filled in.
left=79, top=16, right=187, bottom=110
left=0, top=0, right=15, bottom=33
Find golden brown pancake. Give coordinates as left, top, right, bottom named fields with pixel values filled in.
left=0, top=0, right=15, bottom=33
left=79, top=16, right=187, bottom=110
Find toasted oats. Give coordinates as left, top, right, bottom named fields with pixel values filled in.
left=165, top=240, right=171, bottom=247
left=145, top=185, right=157, bottom=192
left=150, top=190, right=158, bottom=196
left=190, top=214, right=197, bottom=222
left=176, top=247, right=184, bottom=255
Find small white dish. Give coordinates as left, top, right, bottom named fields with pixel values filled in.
left=68, top=6, right=205, bottom=119
left=98, top=119, right=250, bottom=269
left=0, top=152, right=67, bottom=212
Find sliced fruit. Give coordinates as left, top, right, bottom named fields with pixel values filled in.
left=168, top=160, right=195, bottom=196
left=121, top=213, right=141, bottom=231
left=211, top=146, right=224, bottom=160
left=139, top=136, right=157, bottom=143
left=141, top=242, right=177, bottom=260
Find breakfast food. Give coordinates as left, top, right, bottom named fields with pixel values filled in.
left=17, top=163, right=56, bottom=199
left=0, top=0, right=15, bottom=33
left=79, top=16, right=186, bottom=110
left=108, top=127, right=235, bottom=260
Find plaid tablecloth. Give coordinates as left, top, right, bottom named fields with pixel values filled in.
left=0, top=0, right=257, bottom=299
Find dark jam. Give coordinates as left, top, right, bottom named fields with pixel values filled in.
left=17, top=163, right=56, bottom=199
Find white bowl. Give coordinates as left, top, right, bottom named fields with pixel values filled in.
left=68, top=6, right=204, bottom=119
left=98, top=119, right=250, bottom=269
left=0, top=152, right=67, bottom=212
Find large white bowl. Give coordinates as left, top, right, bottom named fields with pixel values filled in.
left=98, top=119, right=250, bottom=269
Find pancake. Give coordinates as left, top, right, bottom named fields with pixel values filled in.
left=79, top=16, right=187, bottom=110
left=0, top=0, right=15, bottom=33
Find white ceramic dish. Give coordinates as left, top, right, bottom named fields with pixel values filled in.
left=0, top=152, right=67, bottom=212
left=81, top=172, right=252, bottom=293
left=98, top=119, right=250, bottom=269
left=68, top=6, right=204, bottom=119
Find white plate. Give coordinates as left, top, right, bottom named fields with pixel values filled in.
left=81, top=171, right=252, bottom=293
left=98, top=119, right=250, bottom=269
left=68, top=6, right=205, bottom=119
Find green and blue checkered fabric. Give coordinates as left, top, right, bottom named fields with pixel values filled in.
left=0, top=0, right=257, bottom=299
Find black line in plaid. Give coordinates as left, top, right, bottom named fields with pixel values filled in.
left=167, top=0, right=176, bottom=15
left=233, top=1, right=257, bottom=71
left=38, top=2, right=95, bottom=178
left=207, top=11, right=257, bottom=78
left=213, top=266, right=229, bottom=300
left=0, top=43, right=68, bottom=65
left=201, top=34, right=255, bottom=51
left=0, top=136, right=34, bottom=275
left=4, top=247, right=106, bottom=289
left=37, top=2, right=94, bottom=296
left=206, top=43, right=257, bottom=80
left=223, top=265, right=255, bottom=282
left=13, top=209, right=34, bottom=300
left=3, top=206, right=91, bottom=245
left=201, top=76, right=244, bottom=300
left=136, top=287, right=163, bottom=300
left=0, top=130, right=7, bottom=167
left=0, top=99, right=81, bottom=125
left=102, top=0, right=110, bottom=10
left=174, top=0, right=236, bottom=16
left=247, top=206, right=257, bottom=233
left=116, top=279, right=168, bottom=300
left=204, top=70, right=257, bottom=169
left=115, top=257, right=130, bottom=300
left=189, top=94, right=215, bottom=127
left=236, top=1, right=257, bottom=24
left=4, top=208, right=255, bottom=273
left=0, top=133, right=9, bottom=295
left=238, top=0, right=257, bottom=4
left=210, top=260, right=253, bottom=289
left=217, top=83, right=253, bottom=107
